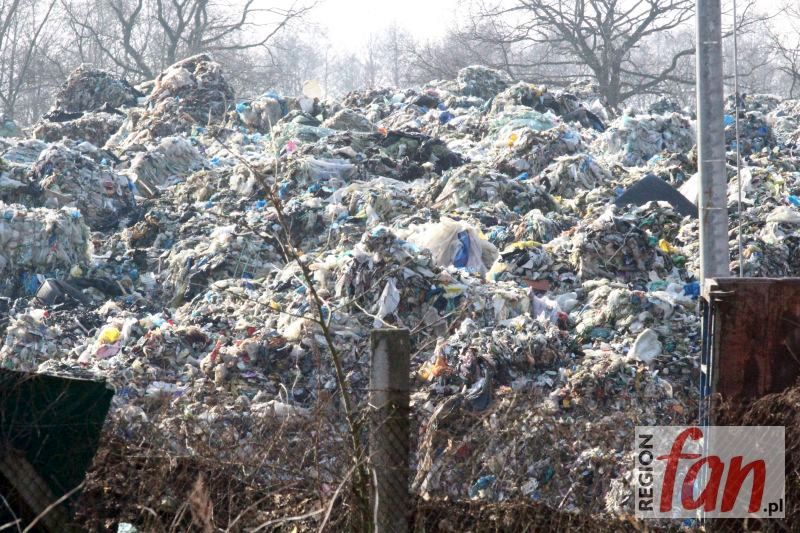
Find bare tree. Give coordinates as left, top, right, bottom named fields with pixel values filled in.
left=362, top=33, right=380, bottom=89
left=769, top=4, right=800, bottom=98
left=259, top=29, right=326, bottom=96
left=468, top=0, right=699, bottom=110
left=327, top=52, right=364, bottom=95
left=373, top=23, right=416, bottom=87
left=402, top=25, right=518, bottom=84
left=61, top=0, right=315, bottom=82
left=0, top=0, right=58, bottom=120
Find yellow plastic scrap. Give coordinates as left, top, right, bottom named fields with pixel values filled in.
left=98, top=326, right=121, bottom=344
left=443, top=284, right=466, bottom=298
left=504, top=240, right=542, bottom=252
left=486, top=261, right=507, bottom=282
left=417, top=361, right=434, bottom=381
left=269, top=301, right=282, bottom=311
left=508, top=132, right=518, bottom=147
left=658, top=239, right=677, bottom=254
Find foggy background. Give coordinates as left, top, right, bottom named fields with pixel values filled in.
left=1, top=0, right=796, bottom=125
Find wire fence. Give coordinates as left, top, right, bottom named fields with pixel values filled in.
left=59, top=387, right=654, bottom=532
left=13, top=333, right=800, bottom=531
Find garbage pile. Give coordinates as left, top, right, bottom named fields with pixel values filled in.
left=3, top=60, right=799, bottom=524
left=0, top=203, right=90, bottom=294
left=32, top=144, right=136, bottom=230
left=33, top=65, right=142, bottom=147
left=110, top=53, right=234, bottom=148
left=0, top=114, right=22, bottom=138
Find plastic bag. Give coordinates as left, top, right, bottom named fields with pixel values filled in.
left=629, top=328, right=661, bottom=364
left=403, top=218, right=499, bottom=274
left=374, top=278, right=400, bottom=327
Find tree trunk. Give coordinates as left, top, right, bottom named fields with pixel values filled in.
left=607, top=66, right=622, bottom=111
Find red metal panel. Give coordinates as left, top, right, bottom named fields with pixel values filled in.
left=707, top=278, right=800, bottom=401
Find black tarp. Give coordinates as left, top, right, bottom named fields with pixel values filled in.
left=0, top=369, right=113, bottom=529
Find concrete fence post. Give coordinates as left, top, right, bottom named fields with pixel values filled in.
left=369, top=328, right=411, bottom=533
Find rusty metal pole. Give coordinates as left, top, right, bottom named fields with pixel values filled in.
left=369, top=328, right=411, bottom=533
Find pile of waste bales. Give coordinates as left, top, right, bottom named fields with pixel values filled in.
left=4, top=56, right=800, bottom=527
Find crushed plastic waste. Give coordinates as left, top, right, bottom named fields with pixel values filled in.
left=32, top=66, right=141, bottom=148
left=52, top=65, right=142, bottom=114
left=0, top=114, right=22, bottom=138
left=32, top=143, right=136, bottom=229
left=597, top=112, right=694, bottom=166
left=8, top=55, right=798, bottom=519
left=0, top=203, right=91, bottom=295
left=109, top=54, right=234, bottom=148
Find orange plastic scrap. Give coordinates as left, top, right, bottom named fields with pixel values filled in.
left=431, top=354, right=452, bottom=377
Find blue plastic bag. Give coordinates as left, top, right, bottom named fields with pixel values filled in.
left=453, top=231, right=471, bottom=268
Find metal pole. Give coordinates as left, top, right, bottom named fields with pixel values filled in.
left=696, top=0, right=728, bottom=282
left=697, top=4, right=727, bottom=528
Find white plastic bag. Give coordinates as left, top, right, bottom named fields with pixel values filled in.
left=374, top=278, right=401, bottom=327
left=402, top=217, right=498, bottom=274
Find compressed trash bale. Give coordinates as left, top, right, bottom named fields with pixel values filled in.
left=726, top=92, right=782, bottom=115
left=1, top=139, right=48, bottom=164
left=0, top=202, right=91, bottom=277
left=0, top=157, right=36, bottom=203
left=235, top=94, right=285, bottom=132
left=0, top=311, right=58, bottom=370
left=456, top=65, right=512, bottom=100
left=162, top=221, right=281, bottom=306
left=126, top=136, right=202, bottom=194
left=597, top=112, right=695, bottom=166
left=770, top=99, right=800, bottom=145
left=326, top=177, right=416, bottom=226
left=321, top=108, right=374, bottom=132
left=569, top=205, right=674, bottom=281
left=53, top=65, right=140, bottom=113
left=490, top=82, right=542, bottom=113
left=509, top=209, right=576, bottom=245
left=32, top=144, right=135, bottom=230
left=286, top=156, right=358, bottom=189
left=725, top=110, right=774, bottom=154
left=379, top=131, right=465, bottom=176
left=269, top=120, right=334, bottom=148
left=490, top=119, right=584, bottom=177
left=488, top=106, right=557, bottom=138
left=648, top=98, right=682, bottom=115
left=33, top=112, right=125, bottom=147
left=536, top=153, right=611, bottom=198
left=486, top=241, right=554, bottom=283
left=111, top=54, right=234, bottom=147
left=0, top=114, right=21, bottom=138
left=433, top=163, right=557, bottom=213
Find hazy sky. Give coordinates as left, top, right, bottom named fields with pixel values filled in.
left=311, top=0, right=461, bottom=50
left=307, top=0, right=789, bottom=52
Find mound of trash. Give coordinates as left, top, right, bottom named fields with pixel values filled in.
left=4, top=58, right=800, bottom=527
